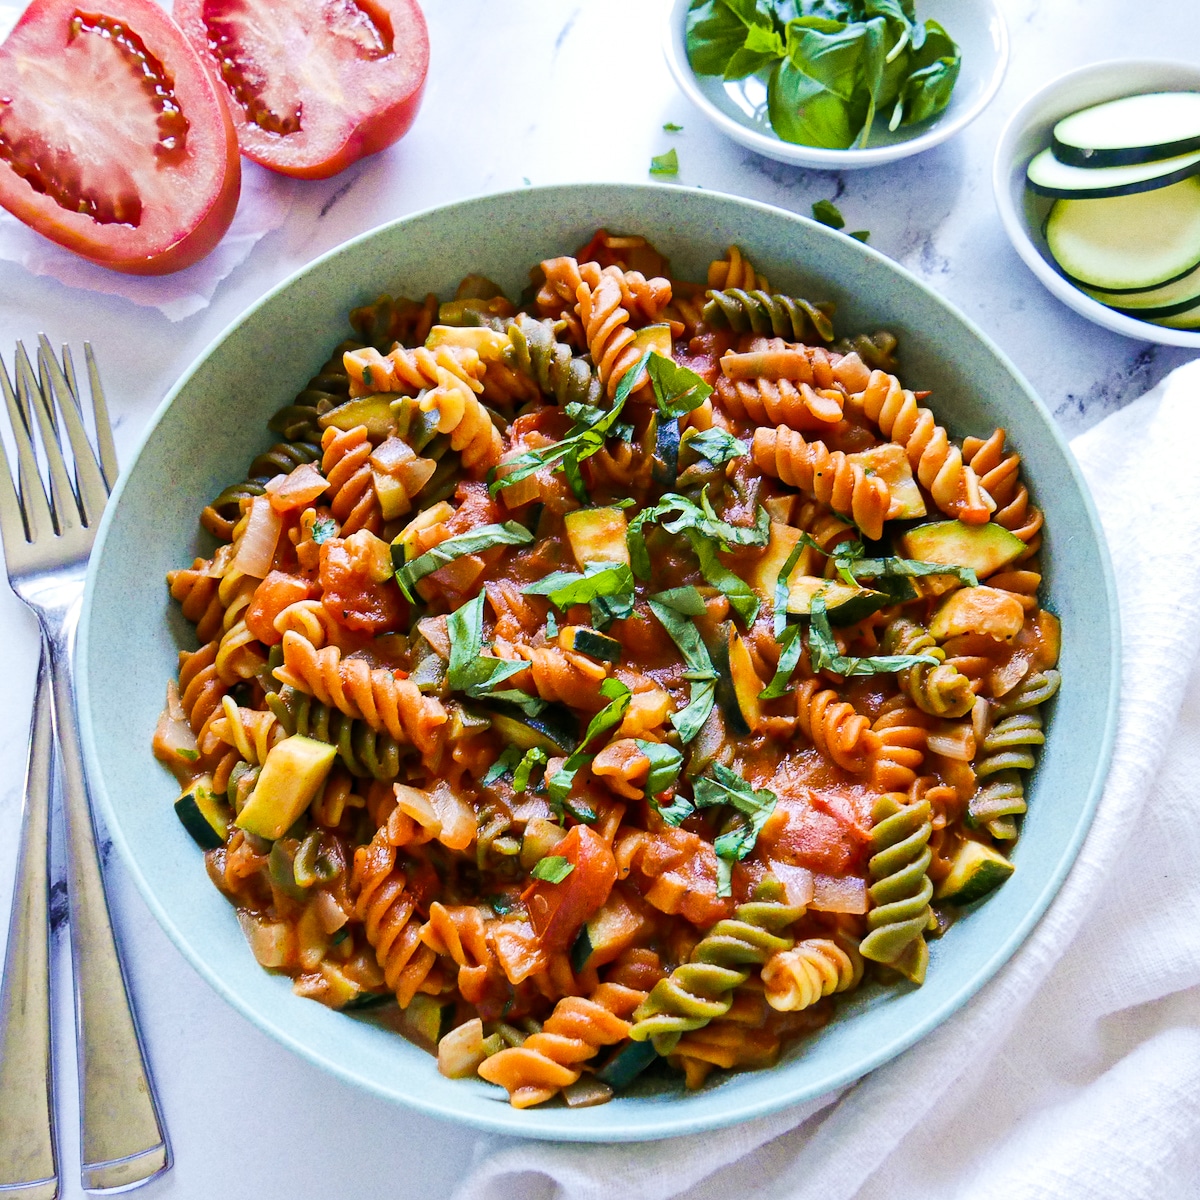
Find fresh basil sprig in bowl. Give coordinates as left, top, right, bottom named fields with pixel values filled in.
left=663, top=0, right=1008, bottom=169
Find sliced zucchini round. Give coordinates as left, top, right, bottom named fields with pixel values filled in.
left=1084, top=260, right=1200, bottom=317
left=1046, top=178, right=1200, bottom=292
left=1052, top=92, right=1200, bottom=169
left=1149, top=298, right=1200, bottom=329
left=1026, top=144, right=1200, bottom=199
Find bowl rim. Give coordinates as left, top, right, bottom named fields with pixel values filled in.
left=79, top=181, right=1121, bottom=1140
left=662, top=0, right=1010, bottom=169
left=992, top=57, right=1200, bottom=349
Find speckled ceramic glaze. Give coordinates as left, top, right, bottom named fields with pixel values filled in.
left=78, top=184, right=1119, bottom=1141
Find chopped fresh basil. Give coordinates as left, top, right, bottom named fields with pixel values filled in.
left=647, top=598, right=717, bottom=744
left=685, top=427, right=748, bottom=466
left=663, top=121, right=684, bottom=132
left=545, top=610, right=559, bottom=638
left=646, top=353, right=712, bottom=419
left=650, top=148, right=679, bottom=176
left=530, top=855, right=575, bottom=883
left=525, top=562, right=634, bottom=610
left=692, top=763, right=777, bottom=897
left=849, top=230, right=871, bottom=243
left=628, top=490, right=769, bottom=579
left=685, top=529, right=759, bottom=626
left=773, top=537, right=806, bottom=638
left=395, top=522, right=533, bottom=600
left=635, top=740, right=684, bottom=797
left=482, top=745, right=523, bottom=786
left=486, top=893, right=517, bottom=915
left=311, top=516, right=338, bottom=545
left=759, top=623, right=805, bottom=700
left=446, top=593, right=543, bottom=714
left=812, top=199, right=846, bottom=230
left=564, top=797, right=598, bottom=825
left=546, top=677, right=632, bottom=806
left=513, top=747, right=548, bottom=794
left=648, top=585, right=708, bottom=616
left=809, top=595, right=938, bottom=677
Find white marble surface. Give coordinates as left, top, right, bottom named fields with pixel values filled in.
left=0, top=1, right=1197, bottom=1196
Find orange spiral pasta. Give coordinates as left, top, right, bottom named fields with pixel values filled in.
left=477, top=982, right=645, bottom=1107
left=853, top=370, right=992, bottom=523
left=752, top=426, right=890, bottom=540
left=795, top=678, right=878, bottom=773
left=159, top=229, right=1059, bottom=1112
left=274, top=631, right=448, bottom=760
left=321, top=425, right=382, bottom=535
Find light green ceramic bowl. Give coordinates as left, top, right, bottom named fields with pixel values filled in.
left=79, top=183, right=1119, bottom=1141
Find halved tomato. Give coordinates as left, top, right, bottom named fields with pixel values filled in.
left=0, top=0, right=240, bottom=274
left=174, top=0, right=430, bottom=180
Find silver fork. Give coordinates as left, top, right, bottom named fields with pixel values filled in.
left=0, top=341, right=169, bottom=1195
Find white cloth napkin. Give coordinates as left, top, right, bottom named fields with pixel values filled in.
left=455, top=358, right=1200, bottom=1200
left=0, top=161, right=297, bottom=322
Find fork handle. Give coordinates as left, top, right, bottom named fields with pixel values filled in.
left=46, top=606, right=171, bottom=1194
left=0, top=647, right=58, bottom=1200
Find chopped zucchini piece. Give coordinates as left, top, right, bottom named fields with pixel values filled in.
left=317, top=394, right=401, bottom=438
left=390, top=501, right=455, bottom=570
left=786, top=576, right=888, bottom=626
left=572, top=890, right=647, bottom=971
left=373, top=470, right=413, bottom=520
left=424, top=325, right=509, bottom=360
left=174, top=777, right=229, bottom=850
left=402, top=994, right=454, bottom=1046
left=901, top=520, right=1026, bottom=579
left=728, top=631, right=765, bottom=733
left=935, top=839, right=1015, bottom=905
left=235, top=735, right=337, bottom=841
left=483, top=701, right=579, bottom=756
left=564, top=507, right=630, bottom=569
left=596, top=1040, right=658, bottom=1089
left=520, top=817, right=568, bottom=870
left=846, top=443, right=926, bottom=519
left=707, top=621, right=749, bottom=737
left=629, top=324, right=673, bottom=360
left=749, top=521, right=803, bottom=599
left=930, top=585, right=1025, bottom=641
left=560, top=626, right=622, bottom=663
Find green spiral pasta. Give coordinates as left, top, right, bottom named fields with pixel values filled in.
left=267, top=339, right=363, bottom=445
left=859, top=795, right=934, bottom=984
left=504, top=313, right=603, bottom=409
left=267, top=686, right=403, bottom=781
left=628, top=898, right=804, bottom=1054
left=968, top=669, right=1061, bottom=840
left=833, top=330, right=900, bottom=373
left=884, top=617, right=974, bottom=719
left=702, top=288, right=835, bottom=344
left=201, top=441, right=322, bottom=541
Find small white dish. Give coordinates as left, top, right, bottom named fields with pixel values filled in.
left=993, top=59, right=1200, bottom=349
left=663, top=0, right=1008, bottom=170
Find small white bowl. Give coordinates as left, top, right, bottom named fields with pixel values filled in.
left=993, top=59, right=1200, bottom=349
left=663, top=0, right=1008, bottom=170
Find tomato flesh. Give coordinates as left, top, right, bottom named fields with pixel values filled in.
left=0, top=0, right=240, bottom=273
left=175, top=0, right=429, bottom=179
left=526, top=826, right=617, bottom=954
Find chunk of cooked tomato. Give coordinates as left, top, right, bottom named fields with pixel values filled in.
left=173, top=0, right=429, bottom=179
left=525, top=826, right=617, bottom=953
left=319, top=535, right=406, bottom=634
left=243, top=571, right=316, bottom=645
left=0, top=0, right=240, bottom=273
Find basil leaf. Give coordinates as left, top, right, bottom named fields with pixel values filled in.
left=447, top=593, right=541, bottom=707
left=546, top=677, right=632, bottom=805
left=773, top=537, right=806, bottom=638
left=634, top=740, right=685, bottom=798
left=693, top=762, right=777, bottom=897
left=646, top=353, right=712, bottom=419
left=650, top=148, right=680, bottom=176
left=769, top=26, right=870, bottom=148
left=545, top=610, right=559, bottom=638
left=482, top=745, right=522, bottom=786
left=648, top=598, right=718, bottom=743
left=663, top=121, right=684, bottom=132
left=844, top=553, right=978, bottom=588
left=849, top=230, right=871, bottom=242
left=808, top=595, right=938, bottom=676
left=685, top=529, right=759, bottom=626
left=652, top=792, right=696, bottom=827
left=530, top=855, right=575, bottom=883
left=629, top=491, right=769, bottom=579
left=525, top=562, right=635, bottom=610
left=759, top=622, right=805, bottom=699
left=685, top=427, right=748, bottom=466
left=513, top=747, right=548, bottom=794
left=811, top=198, right=845, bottom=229
left=395, top=522, right=533, bottom=600
left=686, top=0, right=754, bottom=76
left=891, top=19, right=959, bottom=128
left=311, top=516, right=338, bottom=544
left=649, top=585, right=709, bottom=616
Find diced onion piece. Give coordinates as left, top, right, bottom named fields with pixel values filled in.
left=265, top=461, right=328, bottom=513
left=394, top=784, right=442, bottom=837
left=927, top=723, right=977, bottom=762
left=314, top=889, right=349, bottom=935
left=343, top=529, right=395, bottom=583
left=416, top=614, right=451, bottom=659
left=232, top=495, right=283, bottom=579
left=491, top=919, right=548, bottom=985
left=438, top=1018, right=487, bottom=1079
left=810, top=874, right=868, bottom=914
left=494, top=456, right=546, bottom=509
left=429, top=781, right=476, bottom=851
left=370, top=435, right=417, bottom=474
left=395, top=457, right=437, bottom=496
left=237, top=910, right=293, bottom=968
left=563, top=1077, right=614, bottom=1108
left=771, top=862, right=815, bottom=907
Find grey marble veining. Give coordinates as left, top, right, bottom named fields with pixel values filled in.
left=0, top=1, right=1197, bottom=1195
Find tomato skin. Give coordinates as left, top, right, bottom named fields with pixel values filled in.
left=174, top=0, right=430, bottom=180
left=243, top=572, right=316, bottom=645
left=526, top=826, right=618, bottom=953
left=0, top=0, right=240, bottom=274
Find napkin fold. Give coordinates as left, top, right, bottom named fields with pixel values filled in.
left=0, top=162, right=297, bottom=322
left=456, top=358, right=1200, bottom=1200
